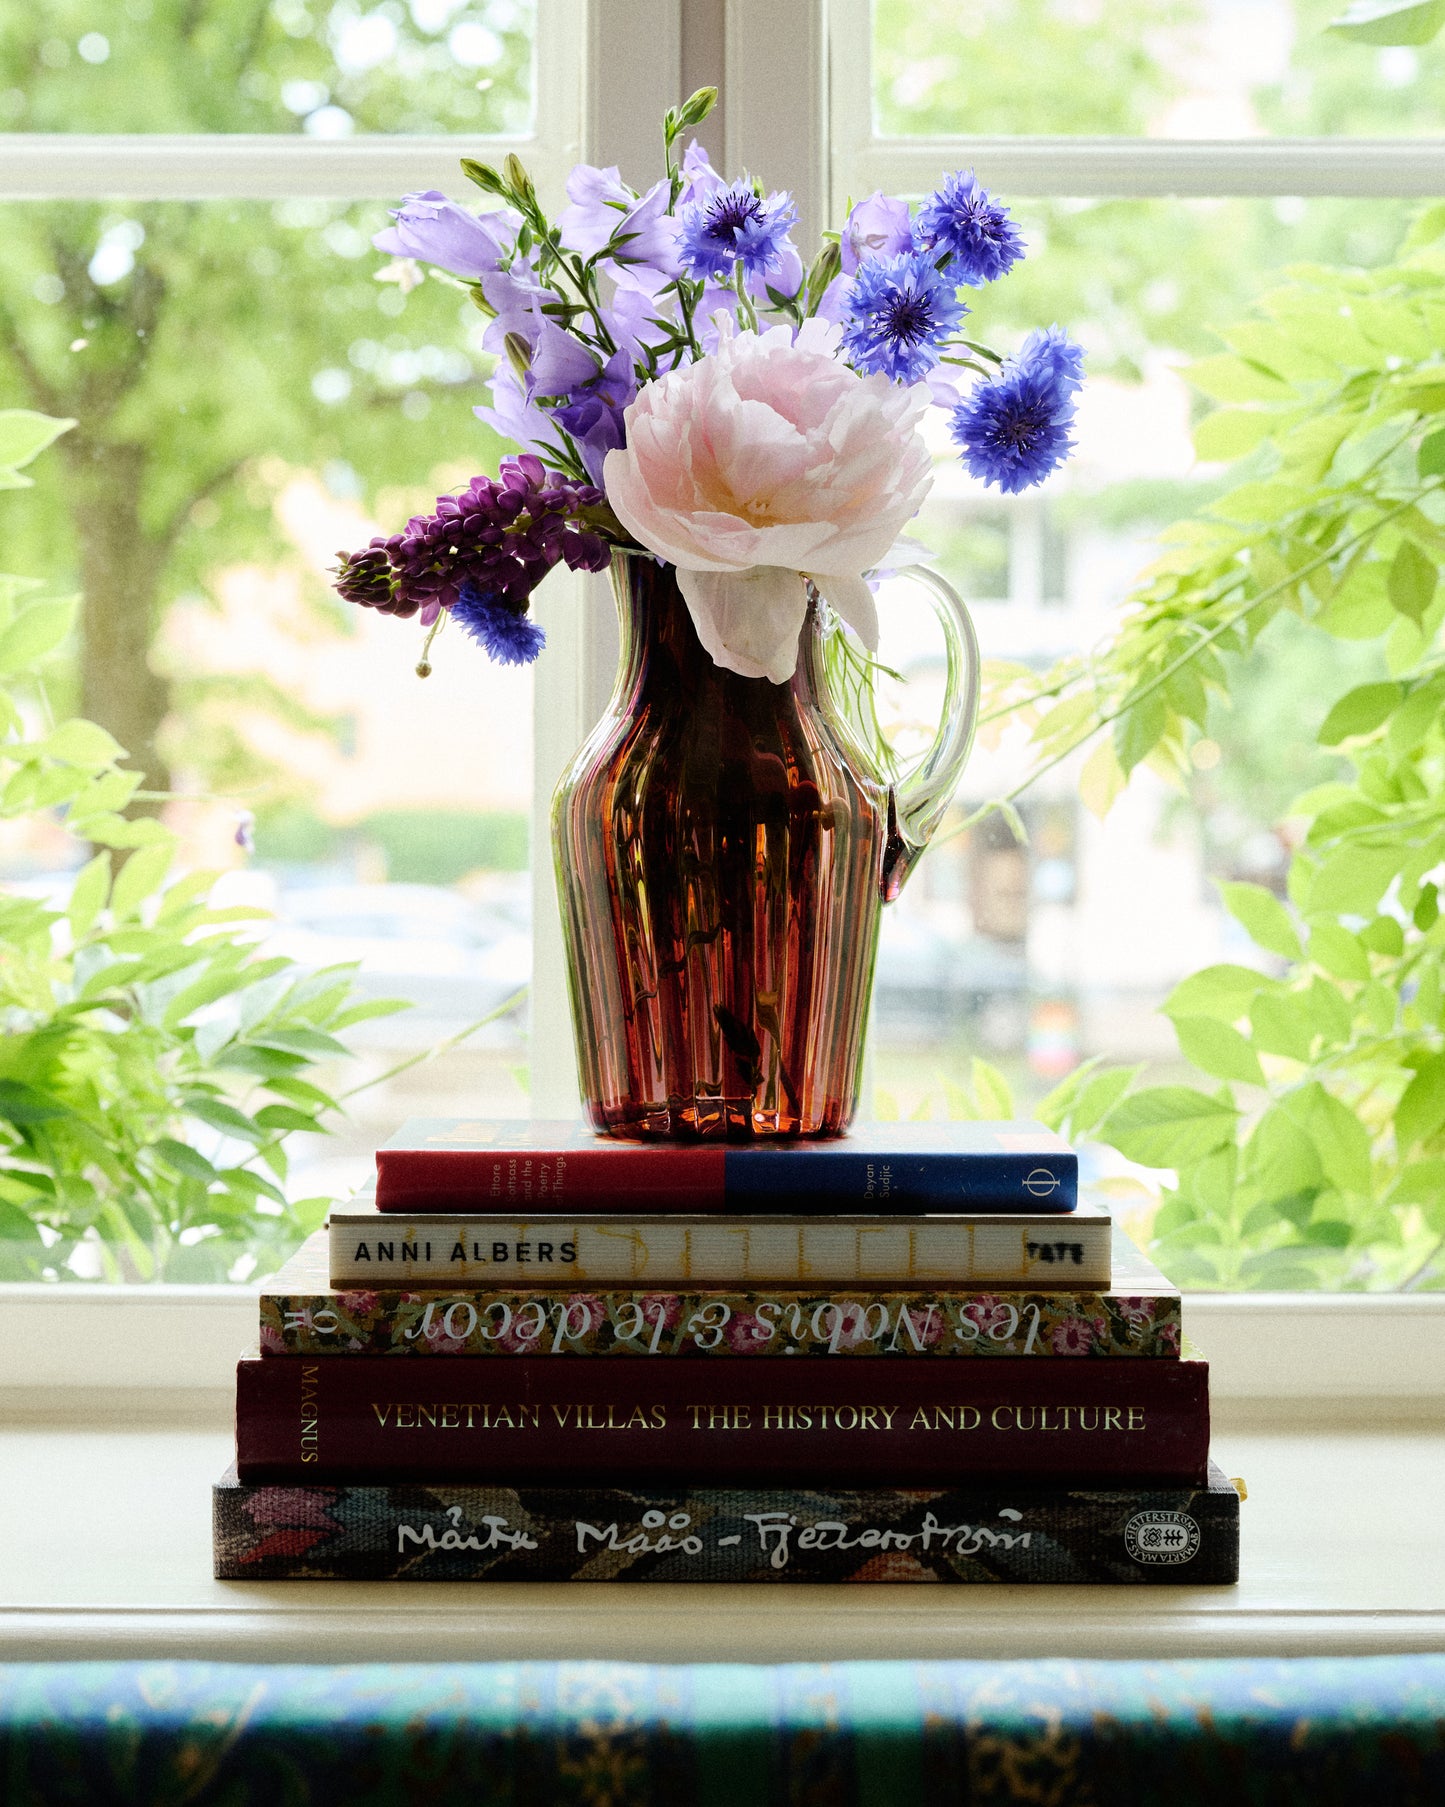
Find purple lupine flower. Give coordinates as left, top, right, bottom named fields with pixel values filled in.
left=551, top=347, right=637, bottom=485
left=840, top=192, right=915, bottom=274
left=372, top=190, right=517, bottom=280
left=332, top=458, right=610, bottom=642
left=450, top=582, right=547, bottom=665
left=677, top=181, right=798, bottom=282
left=332, top=536, right=414, bottom=615
left=840, top=249, right=967, bottom=384
left=916, top=170, right=1025, bottom=288
left=949, top=326, right=1085, bottom=493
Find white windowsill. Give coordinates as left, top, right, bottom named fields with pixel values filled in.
left=2, top=1410, right=1442, bottom=1662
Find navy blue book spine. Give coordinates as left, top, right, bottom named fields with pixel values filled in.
left=722, top=1147, right=1076, bottom=1212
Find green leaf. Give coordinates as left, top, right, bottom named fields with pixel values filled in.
left=0, top=598, right=76, bottom=675
left=152, top=1137, right=218, bottom=1181
left=1101, top=1087, right=1238, bottom=1169
left=1419, top=426, right=1445, bottom=478
left=253, top=1103, right=326, bottom=1133
left=253, top=1028, right=350, bottom=1058
left=1307, top=921, right=1371, bottom=982
left=1286, top=1083, right=1373, bottom=1195
left=66, top=853, right=111, bottom=940
left=183, top=1097, right=266, bottom=1143
left=1328, top=0, right=1445, bottom=44
left=1186, top=354, right=1291, bottom=404
left=0, top=1080, right=70, bottom=1125
left=39, top=718, right=124, bottom=769
left=1388, top=1160, right=1445, bottom=1206
left=1249, top=991, right=1315, bottom=1061
left=1247, top=1104, right=1323, bottom=1201
left=1396, top=1053, right=1445, bottom=1151
left=1067, top=1065, right=1143, bottom=1138
left=1163, top=963, right=1270, bottom=1022
left=109, top=843, right=175, bottom=920
left=1309, top=846, right=1401, bottom=915
left=1173, top=1015, right=1266, bottom=1086
left=1218, top=881, right=1302, bottom=960
left=1192, top=407, right=1278, bottom=461
left=969, top=1056, right=1014, bottom=1119
left=1317, top=681, right=1403, bottom=745
left=0, top=409, right=75, bottom=475
left=1388, top=538, right=1437, bottom=625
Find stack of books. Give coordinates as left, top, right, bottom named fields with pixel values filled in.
left=212, top=1119, right=1239, bottom=1583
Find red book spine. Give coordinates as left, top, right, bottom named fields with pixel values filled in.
left=235, top=1354, right=1209, bottom=1486
left=375, top=1144, right=724, bottom=1212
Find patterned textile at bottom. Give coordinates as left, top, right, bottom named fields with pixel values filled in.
left=1, top=1656, right=1443, bottom=1806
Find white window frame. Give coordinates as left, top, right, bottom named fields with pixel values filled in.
left=2, top=0, right=1443, bottom=1405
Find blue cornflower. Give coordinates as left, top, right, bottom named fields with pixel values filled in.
left=1019, top=323, right=1086, bottom=394
left=949, top=328, right=1085, bottom=494
left=917, top=170, right=1025, bottom=288
left=840, top=250, right=967, bottom=384
left=677, top=181, right=798, bottom=282
left=451, top=581, right=547, bottom=665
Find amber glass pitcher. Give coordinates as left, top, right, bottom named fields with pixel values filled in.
left=552, top=552, right=980, bottom=1139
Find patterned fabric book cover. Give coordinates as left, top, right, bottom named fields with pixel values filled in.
left=374, top=1117, right=1078, bottom=1213
left=262, top=1226, right=1180, bottom=1358
left=213, top=1463, right=1240, bottom=1583
left=327, top=1197, right=1113, bottom=1287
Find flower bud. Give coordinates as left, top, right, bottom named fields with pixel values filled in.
left=503, top=153, right=536, bottom=207
left=504, top=332, right=533, bottom=381
left=675, top=86, right=718, bottom=129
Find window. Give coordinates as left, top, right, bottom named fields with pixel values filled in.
left=2, top=0, right=1443, bottom=1306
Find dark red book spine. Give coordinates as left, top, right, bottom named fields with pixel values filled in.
left=235, top=1354, right=1209, bottom=1486
left=375, top=1143, right=724, bottom=1213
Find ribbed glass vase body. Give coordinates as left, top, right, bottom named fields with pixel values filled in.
left=552, top=555, right=886, bottom=1139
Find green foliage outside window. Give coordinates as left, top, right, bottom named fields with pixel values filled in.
left=983, top=209, right=1445, bottom=1290
left=0, top=417, right=403, bottom=1282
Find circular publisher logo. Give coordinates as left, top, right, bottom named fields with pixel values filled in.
left=1023, top=1167, right=1060, bottom=1197
left=1124, top=1510, right=1200, bottom=1566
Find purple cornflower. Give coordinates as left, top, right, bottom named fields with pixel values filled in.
left=949, top=327, right=1085, bottom=494
left=677, top=181, right=798, bottom=282
left=840, top=250, right=967, bottom=384
left=916, top=171, right=1025, bottom=288
left=450, top=582, right=547, bottom=665
left=332, top=456, right=610, bottom=640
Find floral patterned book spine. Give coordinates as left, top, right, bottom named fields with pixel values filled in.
left=213, top=1464, right=1239, bottom=1583
left=262, top=1285, right=1180, bottom=1359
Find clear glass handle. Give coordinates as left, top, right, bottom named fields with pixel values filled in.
left=879, top=564, right=981, bottom=901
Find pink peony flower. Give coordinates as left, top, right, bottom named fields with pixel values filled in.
left=602, top=320, right=932, bottom=683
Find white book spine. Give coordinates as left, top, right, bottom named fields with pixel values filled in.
left=327, top=1218, right=1111, bottom=1287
